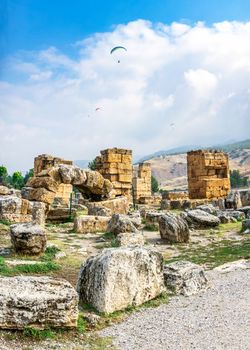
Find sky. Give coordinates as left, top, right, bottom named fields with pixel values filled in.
left=0, top=0, right=250, bottom=172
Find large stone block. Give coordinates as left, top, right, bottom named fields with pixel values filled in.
left=163, top=261, right=208, bottom=296
left=28, top=188, right=56, bottom=205
left=182, top=209, right=220, bottom=228
left=77, top=247, right=164, bottom=313
left=27, top=176, right=59, bottom=193
left=74, top=215, right=110, bottom=233
left=58, top=165, right=87, bottom=185
left=0, top=195, right=22, bottom=215
left=10, top=222, right=46, bottom=255
left=116, top=231, right=145, bottom=247
left=107, top=214, right=138, bottom=235
left=159, top=213, right=190, bottom=243
left=85, top=196, right=129, bottom=215
left=0, top=276, right=78, bottom=329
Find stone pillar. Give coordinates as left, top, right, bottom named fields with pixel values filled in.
left=34, top=154, right=73, bottom=205
left=132, top=163, right=152, bottom=202
left=95, top=148, right=133, bottom=199
left=187, top=150, right=230, bottom=199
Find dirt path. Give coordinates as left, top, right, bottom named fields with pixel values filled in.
left=100, top=261, right=250, bottom=350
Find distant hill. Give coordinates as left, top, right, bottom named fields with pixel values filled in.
left=137, top=139, right=250, bottom=163
left=149, top=147, right=250, bottom=191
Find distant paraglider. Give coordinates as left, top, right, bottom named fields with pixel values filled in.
left=95, top=107, right=101, bottom=112
left=110, top=46, right=127, bottom=63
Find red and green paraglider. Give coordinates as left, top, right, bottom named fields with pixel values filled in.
left=110, top=46, right=127, bottom=63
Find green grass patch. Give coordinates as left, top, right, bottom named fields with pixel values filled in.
left=0, top=245, right=61, bottom=276
left=0, top=219, right=11, bottom=226
left=23, top=327, right=55, bottom=340
left=41, top=246, right=61, bottom=262
left=77, top=314, right=88, bottom=333
left=0, top=258, right=60, bottom=276
left=165, top=238, right=250, bottom=268
left=101, top=232, right=115, bottom=240
left=96, top=232, right=119, bottom=249
left=143, top=223, right=158, bottom=231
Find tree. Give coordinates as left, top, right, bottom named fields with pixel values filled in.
left=0, top=166, right=8, bottom=185
left=88, top=159, right=97, bottom=170
left=151, top=175, right=159, bottom=193
left=230, top=170, right=248, bottom=188
left=11, top=171, right=24, bottom=189
left=24, top=168, right=34, bottom=184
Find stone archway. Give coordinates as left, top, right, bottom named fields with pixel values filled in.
left=25, top=164, right=113, bottom=206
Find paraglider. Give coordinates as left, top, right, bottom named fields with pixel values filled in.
left=95, top=107, right=101, bottom=112
left=110, top=46, right=127, bottom=63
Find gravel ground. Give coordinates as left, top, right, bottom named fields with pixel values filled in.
left=101, top=264, right=250, bottom=350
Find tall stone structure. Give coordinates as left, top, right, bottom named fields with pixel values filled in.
left=187, top=150, right=230, bottom=199
left=132, top=163, right=152, bottom=202
left=34, top=154, right=73, bottom=205
left=95, top=148, right=132, bottom=199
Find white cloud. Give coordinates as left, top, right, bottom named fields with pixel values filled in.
left=0, top=20, right=250, bottom=172
left=184, top=69, right=218, bottom=97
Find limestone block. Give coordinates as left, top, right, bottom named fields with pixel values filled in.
left=77, top=247, right=164, bottom=313
left=159, top=213, right=190, bottom=243
left=74, top=215, right=110, bottom=233
left=163, top=261, right=208, bottom=296
left=28, top=188, right=56, bottom=205
left=0, top=276, right=78, bottom=329
left=27, top=176, right=59, bottom=193
left=10, top=222, right=46, bottom=255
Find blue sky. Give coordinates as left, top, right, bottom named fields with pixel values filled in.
left=2, top=0, right=250, bottom=59
left=0, top=1, right=250, bottom=172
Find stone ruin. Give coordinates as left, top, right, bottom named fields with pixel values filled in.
left=187, top=150, right=230, bottom=199
left=132, top=162, right=152, bottom=203
left=95, top=148, right=133, bottom=199
left=34, top=154, right=73, bottom=205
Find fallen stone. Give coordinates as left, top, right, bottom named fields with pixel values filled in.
left=107, top=214, right=138, bottom=236
left=182, top=209, right=220, bottom=228
left=196, top=204, right=218, bottom=215
left=0, top=196, right=22, bottom=215
left=5, top=259, right=43, bottom=267
left=128, top=211, right=142, bottom=228
left=47, top=207, right=77, bottom=223
left=163, top=261, right=208, bottom=296
left=0, top=186, right=11, bottom=196
left=242, top=219, right=250, bottom=232
left=10, top=222, right=46, bottom=255
left=225, top=190, right=242, bottom=209
left=214, top=259, right=250, bottom=273
left=0, top=276, right=78, bottom=329
left=74, top=215, right=110, bottom=233
left=144, top=211, right=162, bottom=228
left=217, top=210, right=245, bottom=223
left=88, top=206, right=112, bottom=217
left=84, top=196, right=129, bottom=215
left=31, top=201, right=47, bottom=226
left=28, top=187, right=56, bottom=205
left=58, top=165, right=87, bottom=185
left=238, top=206, right=250, bottom=215
left=27, top=176, right=59, bottom=193
left=77, top=246, right=164, bottom=313
left=116, top=231, right=145, bottom=246
left=159, top=213, right=189, bottom=243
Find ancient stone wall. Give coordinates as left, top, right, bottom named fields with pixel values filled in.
left=132, top=163, right=152, bottom=203
left=187, top=150, right=230, bottom=199
left=95, top=148, right=132, bottom=199
left=34, top=154, right=73, bottom=205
